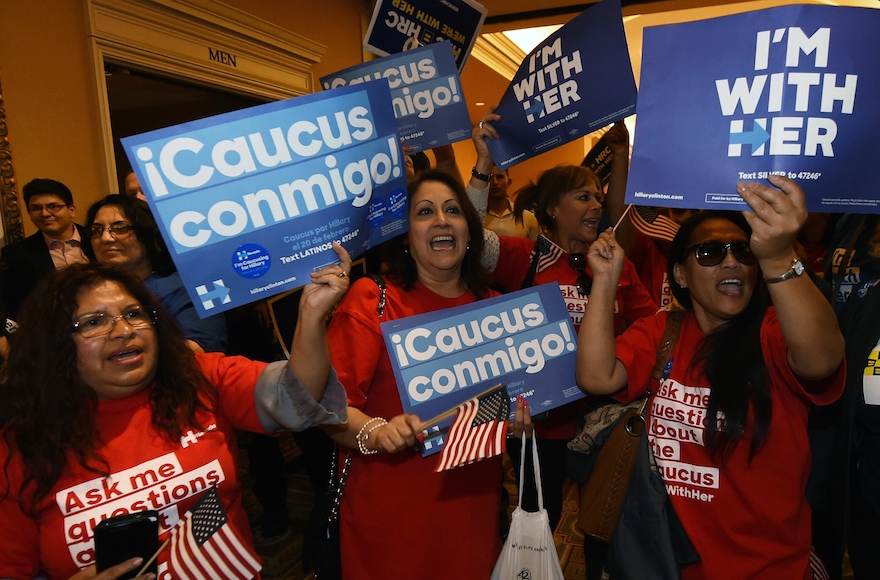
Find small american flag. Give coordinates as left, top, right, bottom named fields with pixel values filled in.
left=534, top=235, right=565, bottom=273
left=435, top=388, right=510, bottom=472
left=168, top=485, right=261, bottom=580
left=810, top=550, right=829, bottom=580
left=630, top=206, right=680, bottom=243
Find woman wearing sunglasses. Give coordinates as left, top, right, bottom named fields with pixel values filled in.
left=468, top=112, right=657, bottom=531
left=578, top=175, right=845, bottom=579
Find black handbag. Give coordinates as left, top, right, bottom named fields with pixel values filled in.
left=302, top=444, right=351, bottom=580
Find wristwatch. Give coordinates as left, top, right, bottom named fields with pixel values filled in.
left=764, top=258, right=805, bottom=283
left=471, top=167, right=492, bottom=182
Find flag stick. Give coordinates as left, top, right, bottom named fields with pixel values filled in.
left=420, top=384, right=505, bottom=432
left=136, top=538, right=169, bottom=577
left=613, top=204, right=633, bottom=232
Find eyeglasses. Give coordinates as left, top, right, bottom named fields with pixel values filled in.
left=28, top=203, right=69, bottom=214
left=89, top=223, right=135, bottom=239
left=72, top=305, right=158, bottom=338
left=685, top=242, right=757, bottom=267
left=568, top=252, right=593, bottom=296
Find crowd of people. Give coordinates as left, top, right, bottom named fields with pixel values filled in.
left=0, top=101, right=877, bottom=580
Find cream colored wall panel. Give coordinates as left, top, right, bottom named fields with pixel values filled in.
left=89, top=0, right=324, bottom=97
left=85, top=0, right=328, bottom=198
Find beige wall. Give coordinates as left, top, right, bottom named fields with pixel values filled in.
left=0, top=0, right=369, bottom=237
left=220, top=0, right=369, bottom=86
left=0, top=0, right=581, bottom=237
left=230, top=0, right=587, bottom=187
left=0, top=0, right=108, bottom=235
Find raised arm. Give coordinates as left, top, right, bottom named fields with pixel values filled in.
left=466, top=109, right=502, bottom=271
left=738, top=175, right=844, bottom=380
left=289, top=242, right=351, bottom=400
left=601, top=122, right=637, bottom=253
left=469, top=109, right=499, bottom=193
left=576, top=229, right=630, bottom=395
left=432, top=144, right=462, bottom=187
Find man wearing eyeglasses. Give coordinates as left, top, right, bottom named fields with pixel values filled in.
left=1, top=178, right=89, bottom=319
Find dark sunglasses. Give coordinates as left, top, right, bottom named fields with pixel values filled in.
left=685, top=241, right=757, bottom=267
left=568, top=253, right=593, bottom=296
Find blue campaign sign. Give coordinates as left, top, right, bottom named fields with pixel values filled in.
left=320, top=42, right=471, bottom=152
left=487, top=0, right=637, bottom=171
left=627, top=4, right=880, bottom=213
left=121, top=82, right=408, bottom=317
left=381, top=283, right=582, bottom=456
left=364, top=0, right=487, bottom=72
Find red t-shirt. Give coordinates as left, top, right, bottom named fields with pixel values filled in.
left=615, top=309, right=845, bottom=579
left=494, top=235, right=658, bottom=439
left=328, top=277, right=503, bottom=580
left=628, top=230, right=675, bottom=309
left=0, top=353, right=268, bottom=580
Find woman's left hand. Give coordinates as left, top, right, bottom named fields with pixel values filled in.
left=301, top=242, right=352, bottom=318
left=507, top=395, right=533, bottom=439
left=737, top=174, right=807, bottom=262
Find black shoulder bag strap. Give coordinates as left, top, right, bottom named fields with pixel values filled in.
left=316, top=274, right=385, bottom=564
left=652, top=309, right=686, bottom=382
left=520, top=236, right=551, bottom=290
left=830, top=217, right=866, bottom=305
left=367, top=273, right=386, bottom=319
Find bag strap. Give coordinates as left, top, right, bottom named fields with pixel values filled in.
left=326, top=273, right=384, bottom=521
left=651, top=309, right=685, bottom=382
left=517, top=434, right=544, bottom=511
left=520, top=236, right=554, bottom=290
left=830, top=217, right=866, bottom=305
left=329, top=444, right=352, bottom=523
left=531, top=435, right=543, bottom=511
left=367, top=273, right=387, bottom=319
left=520, top=244, right=542, bottom=290
left=324, top=275, right=385, bottom=524
left=634, top=309, right=686, bottom=424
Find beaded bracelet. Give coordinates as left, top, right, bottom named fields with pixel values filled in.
left=356, top=417, right=387, bottom=455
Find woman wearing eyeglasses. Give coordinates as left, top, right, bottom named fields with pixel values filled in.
left=577, top=176, right=845, bottom=579
left=84, top=195, right=227, bottom=353
left=468, top=113, right=657, bottom=531
left=0, top=258, right=350, bottom=580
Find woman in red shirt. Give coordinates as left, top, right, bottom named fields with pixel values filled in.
left=578, top=176, right=845, bottom=579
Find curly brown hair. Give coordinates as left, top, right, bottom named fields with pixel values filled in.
left=0, top=263, right=216, bottom=514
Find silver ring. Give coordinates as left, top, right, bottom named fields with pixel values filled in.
left=338, top=271, right=347, bottom=278
left=478, top=121, right=483, bottom=129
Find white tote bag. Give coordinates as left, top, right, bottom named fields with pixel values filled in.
left=491, top=434, right=565, bottom=580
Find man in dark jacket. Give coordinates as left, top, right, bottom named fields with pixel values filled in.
left=1, top=178, right=89, bottom=318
